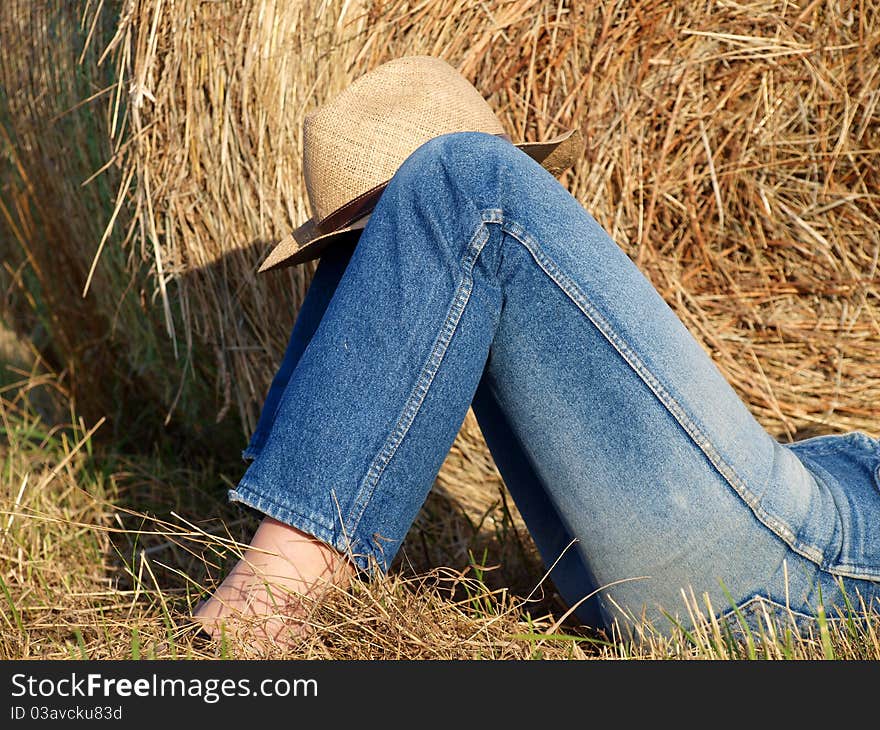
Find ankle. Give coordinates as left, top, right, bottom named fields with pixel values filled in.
left=246, top=517, right=356, bottom=584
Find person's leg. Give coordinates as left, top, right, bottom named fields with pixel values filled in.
left=242, top=238, right=358, bottom=462
left=446, top=134, right=880, bottom=634
left=194, top=240, right=359, bottom=646
left=471, top=377, right=603, bottom=627
left=214, top=131, right=880, bottom=640
left=203, top=221, right=601, bottom=641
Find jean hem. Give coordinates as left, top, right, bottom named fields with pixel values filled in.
left=227, top=484, right=379, bottom=577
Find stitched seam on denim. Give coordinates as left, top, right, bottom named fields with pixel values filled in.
left=792, top=444, right=874, bottom=456
left=343, top=222, right=493, bottom=539
left=229, top=490, right=333, bottom=539
left=496, top=218, right=840, bottom=572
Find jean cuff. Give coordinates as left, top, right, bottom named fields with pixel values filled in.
left=227, top=482, right=381, bottom=578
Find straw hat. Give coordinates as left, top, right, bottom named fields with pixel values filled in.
left=259, top=56, right=582, bottom=273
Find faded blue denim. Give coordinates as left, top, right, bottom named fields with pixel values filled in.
left=232, top=131, right=880, bottom=636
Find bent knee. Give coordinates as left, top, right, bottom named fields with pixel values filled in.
left=409, top=129, right=517, bottom=162
left=389, top=131, right=530, bottom=209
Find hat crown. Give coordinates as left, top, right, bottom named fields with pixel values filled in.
left=302, top=56, right=505, bottom=223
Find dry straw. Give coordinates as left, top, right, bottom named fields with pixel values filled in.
left=1, top=0, right=879, bottom=520
left=0, top=0, right=224, bottom=439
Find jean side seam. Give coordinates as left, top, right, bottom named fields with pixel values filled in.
left=496, top=218, right=843, bottom=573
left=342, top=221, right=494, bottom=542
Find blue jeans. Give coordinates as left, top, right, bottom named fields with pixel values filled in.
left=232, top=132, right=880, bottom=636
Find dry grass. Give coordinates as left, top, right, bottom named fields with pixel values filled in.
left=0, top=370, right=565, bottom=660
left=0, top=0, right=234, bottom=448
left=0, top=1, right=879, bottom=659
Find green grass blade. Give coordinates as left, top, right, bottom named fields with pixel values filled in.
left=0, top=574, right=24, bottom=635
left=74, top=629, right=88, bottom=659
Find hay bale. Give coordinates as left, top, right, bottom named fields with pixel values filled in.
left=3, top=1, right=879, bottom=522
left=0, top=0, right=227, bottom=443
left=99, top=0, right=371, bottom=436
left=0, top=0, right=128, bottom=425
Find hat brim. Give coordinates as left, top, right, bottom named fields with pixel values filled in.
left=258, top=128, right=582, bottom=273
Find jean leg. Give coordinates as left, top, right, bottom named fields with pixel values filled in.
left=247, top=215, right=601, bottom=622
left=242, top=238, right=358, bottom=461
left=231, top=145, right=505, bottom=572
left=441, top=137, right=879, bottom=632
left=471, top=376, right=603, bottom=627
left=233, top=131, right=880, bottom=633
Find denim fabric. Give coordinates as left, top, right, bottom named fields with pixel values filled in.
left=232, top=131, right=880, bottom=636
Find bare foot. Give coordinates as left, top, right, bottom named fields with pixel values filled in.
left=193, top=517, right=356, bottom=651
